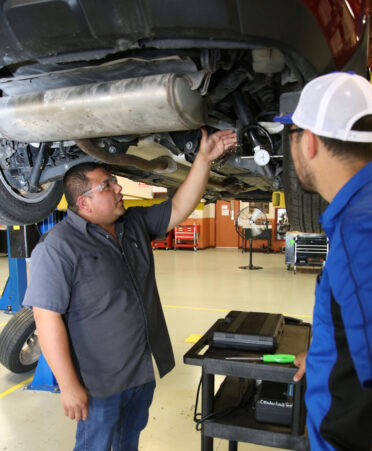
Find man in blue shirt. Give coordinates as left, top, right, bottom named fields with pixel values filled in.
left=278, top=72, right=372, bottom=450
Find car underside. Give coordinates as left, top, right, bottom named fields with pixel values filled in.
left=0, top=0, right=368, bottom=231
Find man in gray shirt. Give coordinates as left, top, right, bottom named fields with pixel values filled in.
left=23, top=128, right=236, bottom=451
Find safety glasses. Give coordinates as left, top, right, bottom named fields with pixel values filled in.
left=288, top=127, right=304, bottom=139
left=80, top=175, right=119, bottom=198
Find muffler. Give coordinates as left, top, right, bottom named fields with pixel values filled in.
left=0, top=73, right=206, bottom=143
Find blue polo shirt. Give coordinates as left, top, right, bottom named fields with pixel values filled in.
left=306, top=161, right=372, bottom=450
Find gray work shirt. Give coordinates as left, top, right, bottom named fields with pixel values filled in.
left=23, top=200, right=175, bottom=397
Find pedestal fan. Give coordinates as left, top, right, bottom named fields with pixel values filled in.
left=235, top=207, right=269, bottom=270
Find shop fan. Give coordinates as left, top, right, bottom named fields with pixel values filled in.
left=235, top=207, right=269, bottom=270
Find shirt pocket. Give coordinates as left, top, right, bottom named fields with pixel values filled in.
left=73, top=252, right=124, bottom=302
left=123, top=233, right=152, bottom=267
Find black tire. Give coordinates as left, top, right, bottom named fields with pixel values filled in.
left=283, top=129, right=328, bottom=233
left=0, top=169, right=63, bottom=225
left=0, top=308, right=40, bottom=373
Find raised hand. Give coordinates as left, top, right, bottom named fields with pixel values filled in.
left=199, top=128, right=237, bottom=163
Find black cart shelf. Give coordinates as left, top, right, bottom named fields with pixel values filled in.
left=184, top=316, right=311, bottom=451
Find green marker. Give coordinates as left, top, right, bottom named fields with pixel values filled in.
left=225, top=354, right=295, bottom=363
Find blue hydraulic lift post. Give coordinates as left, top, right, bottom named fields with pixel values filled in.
left=0, top=224, right=59, bottom=392
left=26, top=213, right=65, bottom=392
left=27, top=352, right=59, bottom=392
left=0, top=228, right=27, bottom=313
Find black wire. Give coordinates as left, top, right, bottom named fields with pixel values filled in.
left=238, top=123, right=274, bottom=155
left=193, top=376, right=221, bottom=430
left=193, top=376, right=254, bottom=431
left=193, top=376, right=203, bottom=425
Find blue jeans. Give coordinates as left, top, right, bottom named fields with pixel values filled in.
left=74, top=381, right=155, bottom=451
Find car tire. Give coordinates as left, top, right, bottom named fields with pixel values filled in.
left=0, top=308, right=40, bottom=373
left=283, top=130, right=328, bottom=233
left=0, top=169, right=63, bottom=225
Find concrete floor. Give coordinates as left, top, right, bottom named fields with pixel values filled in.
left=0, top=249, right=317, bottom=450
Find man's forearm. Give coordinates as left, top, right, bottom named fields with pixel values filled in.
left=33, top=307, right=78, bottom=389
left=33, top=307, right=88, bottom=421
left=169, top=151, right=210, bottom=230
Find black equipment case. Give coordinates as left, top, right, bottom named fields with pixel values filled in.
left=210, top=311, right=285, bottom=352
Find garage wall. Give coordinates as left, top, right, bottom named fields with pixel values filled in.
left=120, top=177, right=165, bottom=199
left=119, top=178, right=284, bottom=251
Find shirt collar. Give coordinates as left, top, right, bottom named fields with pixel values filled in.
left=67, top=209, right=126, bottom=235
left=320, top=160, right=372, bottom=236
left=66, top=208, right=90, bottom=235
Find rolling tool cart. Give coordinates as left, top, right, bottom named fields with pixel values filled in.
left=174, top=224, right=199, bottom=250
left=184, top=312, right=311, bottom=451
left=152, top=229, right=174, bottom=250
left=285, top=232, right=328, bottom=274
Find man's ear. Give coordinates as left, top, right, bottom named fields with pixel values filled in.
left=76, top=195, right=90, bottom=212
left=303, top=130, right=318, bottom=160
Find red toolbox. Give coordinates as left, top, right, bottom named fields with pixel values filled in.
left=174, top=224, right=199, bottom=250
left=152, top=229, right=173, bottom=250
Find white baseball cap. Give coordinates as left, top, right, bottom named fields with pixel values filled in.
left=275, top=72, right=372, bottom=143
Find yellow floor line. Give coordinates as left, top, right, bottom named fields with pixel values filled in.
left=0, top=322, right=8, bottom=327
left=163, top=304, right=311, bottom=318
left=0, top=376, right=33, bottom=399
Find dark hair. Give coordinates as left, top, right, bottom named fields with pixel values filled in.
left=318, top=115, right=372, bottom=162
left=63, top=162, right=107, bottom=212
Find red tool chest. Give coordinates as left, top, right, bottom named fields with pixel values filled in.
left=152, top=229, right=173, bottom=250
left=174, top=224, right=199, bottom=250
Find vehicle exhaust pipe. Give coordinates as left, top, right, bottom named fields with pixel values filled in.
left=0, top=74, right=206, bottom=143
left=75, top=138, right=177, bottom=174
